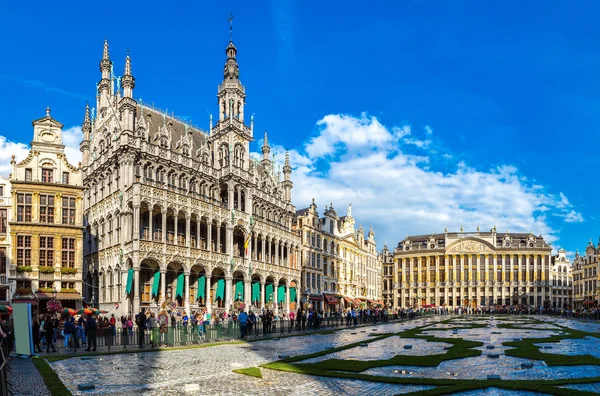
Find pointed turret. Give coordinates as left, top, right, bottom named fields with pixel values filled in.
left=262, top=131, right=271, bottom=161
left=80, top=104, right=91, bottom=167
left=98, top=39, right=113, bottom=111
left=121, top=51, right=135, bottom=99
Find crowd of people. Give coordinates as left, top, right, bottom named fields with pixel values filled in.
left=27, top=303, right=600, bottom=354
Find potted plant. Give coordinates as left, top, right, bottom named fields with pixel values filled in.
left=46, top=299, right=62, bottom=313
left=39, top=266, right=55, bottom=274
left=16, top=266, right=33, bottom=274
left=60, top=267, right=77, bottom=275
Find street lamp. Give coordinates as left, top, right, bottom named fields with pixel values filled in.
left=52, top=288, right=57, bottom=300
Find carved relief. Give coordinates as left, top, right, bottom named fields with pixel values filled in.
left=448, top=240, right=492, bottom=253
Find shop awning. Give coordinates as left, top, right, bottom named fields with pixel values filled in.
left=323, top=294, right=339, bottom=305
left=37, top=292, right=81, bottom=300
left=354, top=298, right=363, bottom=306
left=367, top=299, right=376, bottom=304
left=344, top=297, right=354, bottom=305
left=583, top=300, right=597, bottom=305
left=309, top=295, right=323, bottom=301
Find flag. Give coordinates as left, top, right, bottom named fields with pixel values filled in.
left=243, top=217, right=256, bottom=257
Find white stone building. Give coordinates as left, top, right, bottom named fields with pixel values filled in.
left=82, top=37, right=302, bottom=317
left=550, top=249, right=572, bottom=309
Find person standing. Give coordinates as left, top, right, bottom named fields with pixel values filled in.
left=85, top=315, right=97, bottom=352
left=32, top=316, right=42, bottom=353
left=136, top=309, right=146, bottom=347
left=45, top=315, right=57, bottom=353
left=238, top=310, right=248, bottom=339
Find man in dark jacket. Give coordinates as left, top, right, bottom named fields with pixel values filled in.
left=136, top=309, right=146, bottom=347
left=84, top=315, right=97, bottom=352
left=45, top=315, right=57, bottom=352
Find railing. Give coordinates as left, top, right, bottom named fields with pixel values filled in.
left=52, top=314, right=403, bottom=351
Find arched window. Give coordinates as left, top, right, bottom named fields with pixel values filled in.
left=160, top=136, right=169, bottom=149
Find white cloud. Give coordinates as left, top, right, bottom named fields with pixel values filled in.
left=62, top=126, right=83, bottom=166
left=267, top=113, right=582, bottom=248
left=0, top=136, right=30, bottom=177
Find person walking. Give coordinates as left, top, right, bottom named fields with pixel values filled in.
left=85, top=315, right=97, bottom=352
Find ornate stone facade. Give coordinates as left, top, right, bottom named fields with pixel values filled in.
left=380, top=243, right=394, bottom=308
left=571, top=239, right=598, bottom=309
left=9, top=109, right=84, bottom=308
left=393, top=228, right=553, bottom=309
left=293, top=201, right=381, bottom=312
left=82, top=38, right=301, bottom=317
left=550, top=249, right=572, bottom=309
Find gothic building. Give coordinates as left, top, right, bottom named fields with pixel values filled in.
left=393, top=228, right=553, bottom=309
left=550, top=249, right=572, bottom=309
left=82, top=37, right=301, bottom=317
left=571, top=239, right=598, bottom=310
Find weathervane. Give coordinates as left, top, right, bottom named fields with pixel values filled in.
left=228, top=11, right=234, bottom=41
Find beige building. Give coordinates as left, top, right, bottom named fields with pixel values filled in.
left=82, top=37, right=301, bottom=317
left=571, top=240, right=598, bottom=309
left=294, top=201, right=381, bottom=312
left=550, top=249, right=572, bottom=309
left=394, top=228, right=552, bottom=309
left=9, top=108, right=84, bottom=309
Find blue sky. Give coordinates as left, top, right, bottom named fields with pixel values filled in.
left=0, top=1, right=598, bottom=256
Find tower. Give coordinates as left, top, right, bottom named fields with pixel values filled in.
left=282, top=151, right=293, bottom=202
left=80, top=103, right=91, bottom=167
left=98, top=39, right=113, bottom=112
left=119, top=51, right=136, bottom=134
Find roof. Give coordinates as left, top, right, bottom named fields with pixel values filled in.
left=401, top=231, right=546, bottom=243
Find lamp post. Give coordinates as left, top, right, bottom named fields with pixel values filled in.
left=52, top=288, right=57, bottom=300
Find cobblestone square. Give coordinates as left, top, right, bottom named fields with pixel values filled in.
left=42, top=316, right=600, bottom=395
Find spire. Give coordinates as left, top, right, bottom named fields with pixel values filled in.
left=121, top=50, right=135, bottom=98
left=80, top=103, right=92, bottom=165
left=103, top=38, right=110, bottom=61
left=262, top=131, right=271, bottom=160
left=83, top=103, right=91, bottom=126
left=283, top=151, right=291, bottom=174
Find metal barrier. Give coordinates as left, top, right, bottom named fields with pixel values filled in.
left=55, top=314, right=403, bottom=351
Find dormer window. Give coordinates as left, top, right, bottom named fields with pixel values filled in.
left=41, top=167, right=53, bottom=183
left=62, top=172, right=69, bottom=184
left=182, top=145, right=190, bottom=157
left=160, top=137, right=169, bottom=149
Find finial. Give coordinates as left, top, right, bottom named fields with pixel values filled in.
left=124, top=52, right=132, bottom=76
left=84, top=103, right=91, bottom=123
left=445, top=227, right=448, bottom=233
left=460, top=226, right=463, bottom=232
left=312, top=197, right=315, bottom=204
left=45, top=106, right=51, bottom=117
left=263, top=130, right=269, bottom=147
left=477, top=225, right=480, bottom=232
left=103, top=38, right=110, bottom=60
left=285, top=151, right=290, bottom=167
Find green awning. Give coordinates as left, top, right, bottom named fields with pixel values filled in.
left=251, top=282, right=260, bottom=303
left=290, top=287, right=296, bottom=303
left=197, top=275, right=206, bottom=300
left=277, top=285, right=285, bottom=303
left=265, top=283, right=273, bottom=303
left=215, top=278, right=225, bottom=301
left=234, top=281, right=244, bottom=301
left=151, top=271, right=160, bottom=298
left=175, top=272, right=184, bottom=298
left=125, top=268, right=134, bottom=294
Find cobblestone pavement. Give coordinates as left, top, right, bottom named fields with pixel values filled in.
left=44, top=316, right=600, bottom=395
left=8, top=356, right=51, bottom=396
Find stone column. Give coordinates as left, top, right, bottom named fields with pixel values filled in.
left=207, top=220, right=212, bottom=251
left=174, top=214, right=179, bottom=245
left=160, top=269, right=166, bottom=305
left=133, top=266, right=140, bottom=314
left=148, top=209, right=153, bottom=241
left=273, top=284, right=279, bottom=315
left=261, top=237, right=266, bottom=263
left=205, top=275, right=212, bottom=314
left=244, top=278, right=251, bottom=312
left=225, top=276, right=233, bottom=311
left=185, top=215, right=191, bottom=248
left=533, top=255, right=538, bottom=306
left=493, top=255, right=497, bottom=305
left=196, top=220, right=201, bottom=249
left=184, top=272, right=190, bottom=314
left=286, top=285, right=290, bottom=314
left=217, top=224, right=221, bottom=252
left=133, top=204, right=140, bottom=240
left=161, top=210, right=167, bottom=244
left=260, top=281, right=265, bottom=310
